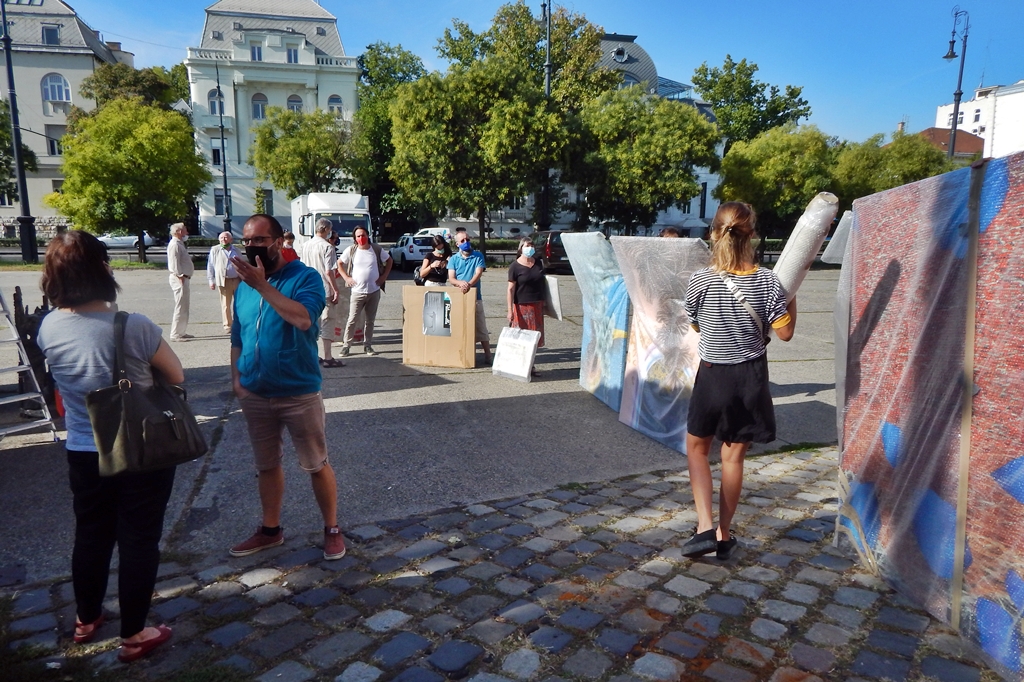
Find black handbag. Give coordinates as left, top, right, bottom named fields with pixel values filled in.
left=86, top=311, right=208, bottom=476
left=413, top=266, right=426, bottom=286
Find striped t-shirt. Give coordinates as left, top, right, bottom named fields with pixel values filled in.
left=684, top=266, right=790, bottom=365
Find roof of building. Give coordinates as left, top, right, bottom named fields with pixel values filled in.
left=201, top=0, right=344, bottom=55
left=3, top=0, right=118, bottom=63
left=598, top=34, right=657, bottom=93
left=918, top=127, right=984, bottom=156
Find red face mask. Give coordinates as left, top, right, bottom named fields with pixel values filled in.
left=355, top=234, right=369, bottom=246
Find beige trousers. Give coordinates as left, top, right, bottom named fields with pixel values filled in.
left=218, top=277, right=240, bottom=330
left=169, top=273, right=190, bottom=339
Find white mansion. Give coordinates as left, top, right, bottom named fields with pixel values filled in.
left=935, top=80, right=1024, bottom=160
left=184, top=0, right=359, bottom=234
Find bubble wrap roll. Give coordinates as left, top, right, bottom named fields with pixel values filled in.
left=773, top=192, right=838, bottom=300
left=821, top=210, right=853, bottom=265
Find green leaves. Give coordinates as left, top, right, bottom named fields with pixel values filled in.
left=249, top=107, right=352, bottom=200
left=692, top=55, right=811, bottom=153
left=44, top=98, right=211, bottom=233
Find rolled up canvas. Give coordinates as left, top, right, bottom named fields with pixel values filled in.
left=821, top=210, right=852, bottom=265
left=773, top=192, right=839, bottom=301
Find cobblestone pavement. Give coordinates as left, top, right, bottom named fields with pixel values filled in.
left=5, top=447, right=997, bottom=681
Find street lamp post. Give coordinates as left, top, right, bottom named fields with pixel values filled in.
left=536, top=2, right=553, bottom=231
left=942, top=6, right=969, bottom=161
left=0, top=0, right=38, bottom=262
left=214, top=59, right=230, bottom=233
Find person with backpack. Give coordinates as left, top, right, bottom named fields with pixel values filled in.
left=338, top=225, right=392, bottom=356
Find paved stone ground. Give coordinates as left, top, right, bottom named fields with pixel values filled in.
left=4, top=447, right=998, bottom=682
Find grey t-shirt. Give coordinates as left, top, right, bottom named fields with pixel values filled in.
left=37, top=310, right=163, bottom=451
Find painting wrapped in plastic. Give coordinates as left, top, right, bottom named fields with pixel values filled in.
left=773, top=192, right=838, bottom=300
left=611, top=237, right=709, bottom=453
left=561, top=232, right=630, bottom=412
left=836, top=152, right=1024, bottom=680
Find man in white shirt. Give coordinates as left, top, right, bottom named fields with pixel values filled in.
left=167, top=223, right=194, bottom=341
left=207, top=231, right=241, bottom=333
left=338, top=226, right=392, bottom=356
left=301, top=218, right=344, bottom=367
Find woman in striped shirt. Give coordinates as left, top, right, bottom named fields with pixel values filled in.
left=681, top=202, right=797, bottom=560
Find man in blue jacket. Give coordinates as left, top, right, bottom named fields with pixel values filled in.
left=227, top=214, right=346, bottom=560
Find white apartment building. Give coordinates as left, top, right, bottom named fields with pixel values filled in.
left=0, top=0, right=133, bottom=234
left=184, top=0, right=359, bottom=235
left=935, top=80, right=1024, bottom=159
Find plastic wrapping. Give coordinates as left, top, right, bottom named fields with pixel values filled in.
left=821, top=210, right=853, bottom=265
left=774, top=192, right=838, bottom=300
left=611, top=237, right=710, bottom=453
left=836, top=152, right=1024, bottom=680
left=561, top=232, right=630, bottom=412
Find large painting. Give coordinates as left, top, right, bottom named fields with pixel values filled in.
left=611, top=237, right=709, bottom=454
left=561, top=232, right=630, bottom=412
left=837, top=152, right=1024, bottom=680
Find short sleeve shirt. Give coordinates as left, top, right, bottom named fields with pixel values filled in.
left=341, top=245, right=391, bottom=294
left=449, top=251, right=487, bottom=300
left=508, top=259, right=546, bottom=304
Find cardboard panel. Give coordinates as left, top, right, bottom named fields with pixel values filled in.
left=402, top=286, right=476, bottom=368
left=560, top=232, right=630, bottom=412
left=611, top=237, right=709, bottom=453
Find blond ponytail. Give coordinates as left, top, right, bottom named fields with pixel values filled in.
left=710, top=202, right=757, bottom=273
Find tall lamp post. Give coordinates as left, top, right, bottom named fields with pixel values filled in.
left=214, top=60, right=231, bottom=233
left=536, top=2, right=553, bottom=231
left=1, top=0, right=38, bottom=262
left=942, top=6, right=969, bottom=160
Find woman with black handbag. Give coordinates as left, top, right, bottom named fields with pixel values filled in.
left=36, top=231, right=184, bottom=662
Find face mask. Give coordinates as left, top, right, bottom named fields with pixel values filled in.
left=458, top=241, right=472, bottom=252
left=523, top=246, right=535, bottom=258
left=434, top=249, right=444, bottom=256
left=181, top=235, right=189, bottom=243
left=245, top=245, right=270, bottom=267
left=356, top=234, right=369, bottom=246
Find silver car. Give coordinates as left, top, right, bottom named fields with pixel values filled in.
left=97, top=231, right=160, bottom=249
left=389, top=234, right=435, bottom=273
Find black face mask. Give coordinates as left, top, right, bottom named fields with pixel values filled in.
left=245, top=245, right=271, bottom=267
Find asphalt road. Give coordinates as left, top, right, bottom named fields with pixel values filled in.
left=0, top=265, right=839, bottom=583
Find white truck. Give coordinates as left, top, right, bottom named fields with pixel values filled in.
left=290, top=192, right=372, bottom=248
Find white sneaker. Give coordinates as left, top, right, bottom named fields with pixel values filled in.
left=364, top=346, right=378, bottom=356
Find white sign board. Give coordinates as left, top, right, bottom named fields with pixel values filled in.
left=492, top=327, right=541, bottom=382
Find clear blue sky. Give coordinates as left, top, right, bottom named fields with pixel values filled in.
left=69, top=0, right=1024, bottom=143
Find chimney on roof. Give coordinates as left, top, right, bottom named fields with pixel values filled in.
left=106, top=42, right=122, bottom=51
left=897, top=121, right=905, bottom=134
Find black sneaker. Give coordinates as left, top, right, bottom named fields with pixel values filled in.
left=681, top=528, right=718, bottom=558
left=716, top=537, right=738, bottom=560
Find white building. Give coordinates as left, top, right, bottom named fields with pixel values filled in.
left=184, top=0, right=359, bottom=235
left=935, top=80, right=1024, bottom=159
left=0, top=0, right=133, bottom=234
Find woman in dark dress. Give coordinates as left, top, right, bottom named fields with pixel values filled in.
left=421, top=235, right=451, bottom=286
left=507, top=237, right=546, bottom=372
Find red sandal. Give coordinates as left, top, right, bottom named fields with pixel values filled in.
left=74, top=613, right=105, bottom=644
left=118, top=624, right=172, bottom=663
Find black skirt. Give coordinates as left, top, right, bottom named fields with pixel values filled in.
left=686, top=354, right=776, bottom=443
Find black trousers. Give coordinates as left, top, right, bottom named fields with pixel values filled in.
left=67, top=450, right=176, bottom=638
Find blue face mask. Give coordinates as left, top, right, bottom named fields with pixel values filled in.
left=522, top=246, right=536, bottom=258
left=458, top=241, right=472, bottom=252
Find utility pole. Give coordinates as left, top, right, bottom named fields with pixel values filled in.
left=536, top=2, right=553, bottom=231
left=215, top=59, right=231, bottom=232
left=1, top=0, right=38, bottom=262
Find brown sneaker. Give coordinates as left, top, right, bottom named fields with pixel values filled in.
left=324, top=526, right=346, bottom=560
left=229, top=527, right=284, bottom=557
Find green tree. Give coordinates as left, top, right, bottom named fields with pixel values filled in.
left=347, top=43, right=426, bottom=216
left=167, top=63, right=191, bottom=104
left=692, top=55, right=811, bottom=153
left=437, top=1, right=620, bottom=113
left=79, top=63, right=174, bottom=108
left=249, top=107, right=351, bottom=200
left=563, top=86, right=720, bottom=233
left=0, top=100, right=38, bottom=205
left=832, top=131, right=954, bottom=212
left=45, top=98, right=211, bottom=262
left=717, top=124, right=834, bottom=234
left=389, top=57, right=567, bottom=254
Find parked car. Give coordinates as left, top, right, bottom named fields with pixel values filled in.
left=97, top=231, right=160, bottom=249
left=413, top=227, right=452, bottom=241
left=530, top=230, right=572, bottom=274
left=390, top=234, right=435, bottom=272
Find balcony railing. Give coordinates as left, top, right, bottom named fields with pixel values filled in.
left=196, top=114, right=234, bottom=130
left=316, top=56, right=358, bottom=68
left=187, top=47, right=231, bottom=61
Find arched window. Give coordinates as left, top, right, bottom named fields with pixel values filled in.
left=327, top=95, right=343, bottom=115
left=208, top=88, right=224, bottom=115
left=251, top=93, right=268, bottom=120
left=41, top=73, right=71, bottom=103
left=286, top=95, right=303, bottom=113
